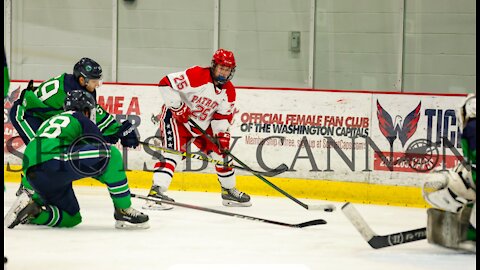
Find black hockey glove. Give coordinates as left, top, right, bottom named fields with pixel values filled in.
left=117, top=120, right=139, bottom=148
left=103, top=134, right=119, bottom=144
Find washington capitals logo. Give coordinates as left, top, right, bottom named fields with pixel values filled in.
left=376, top=100, right=421, bottom=148
left=4, top=85, right=21, bottom=106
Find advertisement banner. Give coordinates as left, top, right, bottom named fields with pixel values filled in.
left=369, top=94, right=465, bottom=186
left=232, top=90, right=372, bottom=182
left=4, top=82, right=466, bottom=187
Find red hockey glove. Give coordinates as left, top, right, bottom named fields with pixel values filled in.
left=216, top=132, right=231, bottom=154
left=170, top=102, right=191, bottom=123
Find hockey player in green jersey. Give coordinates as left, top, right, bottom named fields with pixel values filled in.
left=4, top=46, right=11, bottom=266
left=423, top=94, right=476, bottom=252
left=10, top=57, right=139, bottom=147
left=10, top=57, right=139, bottom=195
left=4, top=90, right=149, bottom=229
left=4, top=48, right=9, bottom=100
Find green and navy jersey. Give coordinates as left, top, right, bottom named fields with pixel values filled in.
left=22, top=111, right=106, bottom=173
left=4, top=48, right=9, bottom=98
left=461, top=119, right=476, bottom=184
left=18, top=73, right=120, bottom=136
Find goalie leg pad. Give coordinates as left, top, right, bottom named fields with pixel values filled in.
left=427, top=208, right=475, bottom=253
left=470, top=203, right=476, bottom=229
left=424, top=186, right=467, bottom=213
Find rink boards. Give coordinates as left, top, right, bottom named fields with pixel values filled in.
left=4, top=81, right=468, bottom=207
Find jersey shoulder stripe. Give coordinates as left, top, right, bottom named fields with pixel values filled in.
left=185, top=66, right=212, bottom=88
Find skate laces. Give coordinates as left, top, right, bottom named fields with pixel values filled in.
left=123, top=207, right=142, bottom=217
left=150, top=186, right=167, bottom=197
left=228, top=188, right=244, bottom=198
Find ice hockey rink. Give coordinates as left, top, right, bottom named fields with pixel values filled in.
left=3, top=183, right=475, bottom=270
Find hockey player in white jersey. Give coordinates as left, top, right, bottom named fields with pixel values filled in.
left=144, top=49, right=252, bottom=210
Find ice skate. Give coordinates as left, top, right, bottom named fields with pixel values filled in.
left=114, top=207, right=150, bottom=229
left=15, top=177, right=26, bottom=196
left=4, top=191, right=42, bottom=229
left=221, top=187, right=252, bottom=207
left=142, top=185, right=174, bottom=210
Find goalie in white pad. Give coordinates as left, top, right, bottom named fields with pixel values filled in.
left=423, top=94, right=476, bottom=252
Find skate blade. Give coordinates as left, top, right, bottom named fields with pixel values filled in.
left=115, top=220, right=150, bottom=230
left=142, top=201, right=174, bottom=211
left=4, top=192, right=31, bottom=229
left=222, top=200, right=252, bottom=207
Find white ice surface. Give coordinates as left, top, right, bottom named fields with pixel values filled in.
left=3, top=183, right=475, bottom=270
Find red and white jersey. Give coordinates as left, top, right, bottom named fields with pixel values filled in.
left=158, top=66, right=236, bottom=135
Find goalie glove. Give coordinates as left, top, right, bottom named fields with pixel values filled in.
left=423, top=163, right=476, bottom=213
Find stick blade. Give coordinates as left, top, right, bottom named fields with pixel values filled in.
left=296, top=219, right=327, bottom=228
left=341, top=203, right=428, bottom=249
left=341, top=202, right=376, bottom=242
left=261, top=163, right=289, bottom=177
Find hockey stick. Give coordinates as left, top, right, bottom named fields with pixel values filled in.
left=188, top=119, right=336, bottom=212
left=341, top=202, right=427, bottom=249
left=132, top=194, right=326, bottom=228
left=139, top=141, right=288, bottom=177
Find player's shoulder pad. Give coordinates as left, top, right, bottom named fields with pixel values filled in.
left=39, top=72, right=66, bottom=86
left=53, top=72, right=68, bottom=82
left=71, top=111, right=88, bottom=123
left=222, top=81, right=236, bottom=103
left=185, top=66, right=211, bottom=88
left=71, top=111, right=102, bottom=136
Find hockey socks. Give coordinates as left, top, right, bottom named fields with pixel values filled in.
left=31, top=206, right=82, bottom=228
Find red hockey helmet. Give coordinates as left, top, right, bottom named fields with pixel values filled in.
left=212, top=49, right=236, bottom=68
left=211, top=49, right=236, bottom=84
